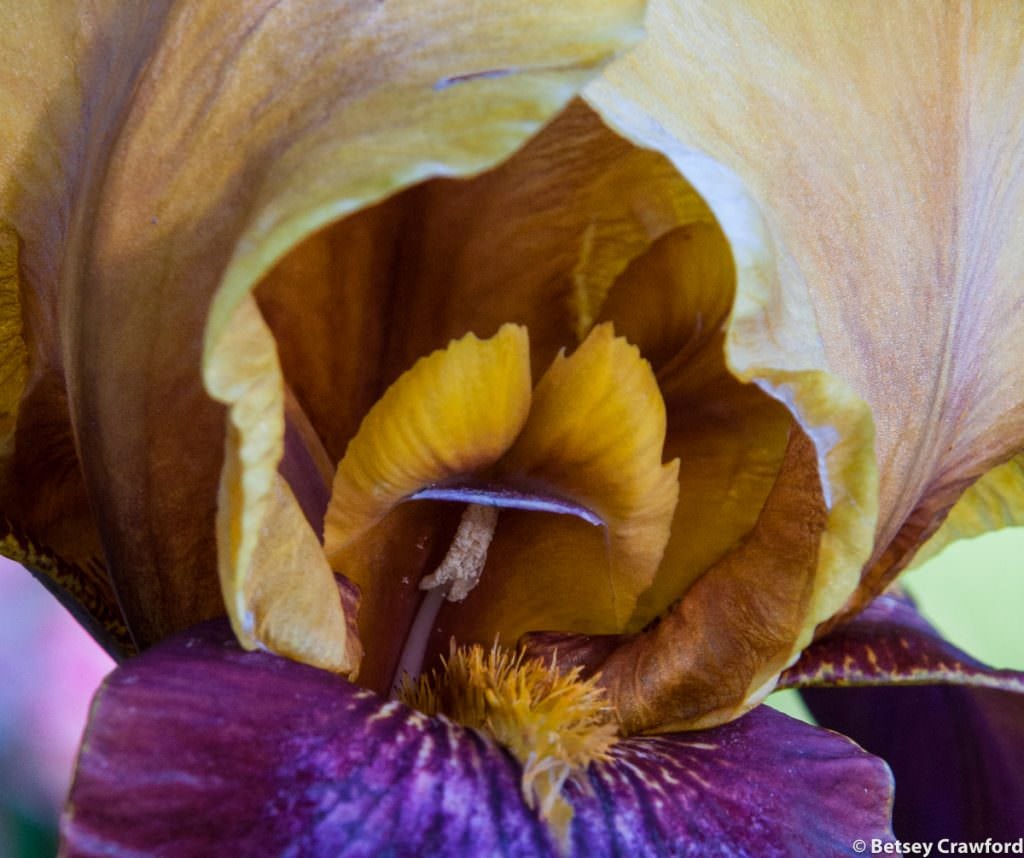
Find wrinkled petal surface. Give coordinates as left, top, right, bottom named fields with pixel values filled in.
left=62, top=619, right=896, bottom=857
left=580, top=428, right=832, bottom=732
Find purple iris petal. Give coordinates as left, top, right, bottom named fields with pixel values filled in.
left=789, top=593, right=1024, bottom=841
left=803, top=685, right=1024, bottom=842
left=780, top=593, right=1024, bottom=692
left=61, top=619, right=894, bottom=857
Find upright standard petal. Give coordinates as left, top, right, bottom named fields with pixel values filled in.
left=10, top=0, right=645, bottom=651
left=588, top=1, right=1024, bottom=619
left=0, top=2, right=175, bottom=654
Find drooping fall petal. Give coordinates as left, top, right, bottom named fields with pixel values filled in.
left=803, top=685, right=1024, bottom=842
left=793, top=594, right=1024, bottom=839
left=587, top=1, right=1024, bottom=621
left=780, top=592, right=1024, bottom=693
left=0, top=0, right=646, bottom=653
left=61, top=619, right=896, bottom=857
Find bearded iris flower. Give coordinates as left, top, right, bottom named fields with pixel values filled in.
left=2, top=0, right=1023, bottom=854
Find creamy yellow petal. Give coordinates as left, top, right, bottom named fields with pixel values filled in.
left=589, top=1, right=1024, bottom=620
left=206, top=296, right=354, bottom=672
left=29, top=0, right=643, bottom=649
left=908, top=454, right=1024, bottom=571
left=323, top=325, right=532, bottom=558
left=449, top=324, right=678, bottom=641
left=239, top=474, right=360, bottom=674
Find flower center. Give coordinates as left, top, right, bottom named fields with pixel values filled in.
left=399, top=640, right=617, bottom=843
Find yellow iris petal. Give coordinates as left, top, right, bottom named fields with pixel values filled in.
left=589, top=0, right=1024, bottom=619
left=908, top=454, right=1024, bottom=572
left=207, top=296, right=356, bottom=673
left=600, top=221, right=794, bottom=627
left=323, top=325, right=532, bottom=559
left=445, top=324, right=678, bottom=644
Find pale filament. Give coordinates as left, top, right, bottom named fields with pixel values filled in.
left=390, top=503, right=499, bottom=696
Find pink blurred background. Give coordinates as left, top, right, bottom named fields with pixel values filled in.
left=0, top=557, right=113, bottom=857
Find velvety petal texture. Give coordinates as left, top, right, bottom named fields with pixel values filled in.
left=803, top=685, right=1024, bottom=842
left=587, top=1, right=1024, bottom=621
left=779, top=592, right=1024, bottom=692
left=62, top=620, right=896, bottom=857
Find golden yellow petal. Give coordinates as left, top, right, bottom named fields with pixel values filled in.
left=590, top=1, right=1024, bottom=613
left=448, top=324, right=678, bottom=642
left=32, top=1, right=643, bottom=649
left=323, top=325, right=532, bottom=558
left=600, top=223, right=793, bottom=626
left=582, top=2, right=894, bottom=721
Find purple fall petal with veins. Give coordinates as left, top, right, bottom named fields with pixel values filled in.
left=780, top=593, right=1024, bottom=692
left=62, top=620, right=895, bottom=857
left=785, top=592, right=1024, bottom=841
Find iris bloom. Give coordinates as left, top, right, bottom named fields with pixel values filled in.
left=1, top=0, right=1022, bottom=854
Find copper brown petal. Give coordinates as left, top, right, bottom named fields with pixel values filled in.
left=525, top=427, right=829, bottom=733
left=0, top=3, right=178, bottom=655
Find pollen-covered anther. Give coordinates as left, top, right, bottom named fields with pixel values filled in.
left=419, top=503, right=499, bottom=601
left=400, top=642, right=619, bottom=843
